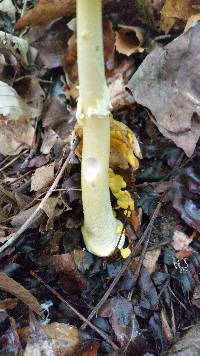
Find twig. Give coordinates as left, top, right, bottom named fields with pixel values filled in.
left=0, top=150, right=73, bottom=255
left=0, top=150, right=28, bottom=173
left=30, top=271, right=119, bottom=351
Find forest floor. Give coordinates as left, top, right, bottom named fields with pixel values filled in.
left=0, top=0, right=200, bottom=355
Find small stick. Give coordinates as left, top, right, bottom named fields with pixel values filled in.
left=0, top=150, right=28, bottom=173
left=0, top=150, right=73, bottom=255
left=30, top=271, right=119, bottom=351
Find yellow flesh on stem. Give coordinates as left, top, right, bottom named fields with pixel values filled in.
left=76, top=0, right=125, bottom=256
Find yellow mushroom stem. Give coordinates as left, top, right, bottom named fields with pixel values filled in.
left=76, top=0, right=125, bottom=256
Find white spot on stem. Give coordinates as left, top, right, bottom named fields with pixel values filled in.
left=84, top=157, right=100, bottom=182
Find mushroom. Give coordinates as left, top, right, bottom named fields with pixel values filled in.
left=76, top=0, right=141, bottom=256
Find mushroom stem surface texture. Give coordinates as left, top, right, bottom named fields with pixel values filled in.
left=76, top=0, right=125, bottom=256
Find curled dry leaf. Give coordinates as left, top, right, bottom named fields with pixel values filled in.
left=115, top=25, right=144, bottom=56
left=15, top=0, right=112, bottom=30
left=0, top=81, right=35, bottom=156
left=128, top=23, right=200, bottom=157
left=0, top=273, right=41, bottom=314
left=31, top=164, right=54, bottom=191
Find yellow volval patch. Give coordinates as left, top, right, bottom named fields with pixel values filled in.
left=109, top=168, right=126, bottom=193
left=109, top=168, right=134, bottom=213
left=120, top=246, right=131, bottom=259
left=74, top=117, right=142, bottom=170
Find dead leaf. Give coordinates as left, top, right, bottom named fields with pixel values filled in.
left=108, top=59, right=136, bottom=110
left=0, top=81, right=35, bottom=156
left=168, top=325, right=200, bottom=355
left=11, top=203, right=44, bottom=228
left=128, top=23, right=200, bottom=156
left=192, top=283, right=200, bottom=309
left=0, top=0, right=16, bottom=20
left=0, top=31, right=30, bottom=65
left=143, top=249, right=161, bottom=274
left=42, top=197, right=59, bottom=229
left=42, top=97, right=76, bottom=142
left=31, top=164, right=54, bottom=191
left=43, top=323, right=79, bottom=355
left=0, top=273, right=41, bottom=314
left=99, top=296, right=133, bottom=346
left=104, top=20, right=115, bottom=71
left=14, top=77, right=45, bottom=116
left=115, top=25, right=144, bottom=56
left=185, top=13, right=200, bottom=31
left=171, top=230, right=193, bottom=251
left=161, top=0, right=196, bottom=33
left=15, top=0, right=112, bottom=29
left=0, top=298, right=18, bottom=311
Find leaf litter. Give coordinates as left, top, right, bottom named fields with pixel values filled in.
left=0, top=0, right=200, bottom=355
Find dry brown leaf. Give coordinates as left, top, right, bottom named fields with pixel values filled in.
left=43, top=323, right=79, bottom=355
left=115, top=25, right=144, bottom=56
left=0, top=273, right=41, bottom=314
left=128, top=23, right=200, bottom=157
left=0, top=81, right=35, bottom=156
left=31, top=164, right=54, bottom=191
left=143, top=249, right=161, bottom=274
left=161, top=0, right=196, bottom=33
left=15, top=0, right=112, bottom=30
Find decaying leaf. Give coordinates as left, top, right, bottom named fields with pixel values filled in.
left=171, top=230, right=193, bottom=252
left=185, top=13, right=200, bottom=31
left=43, top=323, right=79, bottom=355
left=31, top=164, right=54, bottom=191
left=0, top=31, right=30, bottom=65
left=0, top=273, right=41, bottom=314
left=115, top=25, right=144, bottom=56
left=11, top=203, right=44, bottom=228
left=0, top=81, right=35, bottom=156
left=143, top=249, right=161, bottom=274
left=168, top=325, right=200, bottom=355
left=192, top=283, right=200, bottom=309
left=161, top=0, right=195, bottom=33
left=99, top=296, right=133, bottom=346
left=0, top=0, right=16, bottom=20
left=15, top=0, right=112, bottom=29
left=128, top=23, right=200, bottom=157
